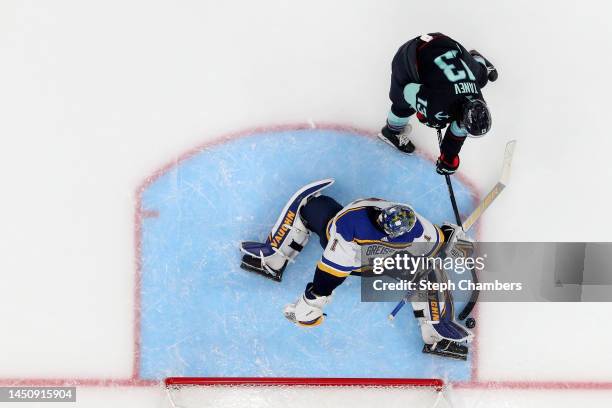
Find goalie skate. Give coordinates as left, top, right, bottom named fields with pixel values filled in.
left=240, top=248, right=287, bottom=282
left=422, top=339, right=468, bottom=360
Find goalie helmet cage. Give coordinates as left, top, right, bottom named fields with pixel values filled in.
left=164, top=377, right=452, bottom=408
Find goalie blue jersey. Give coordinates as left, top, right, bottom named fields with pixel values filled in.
left=317, top=198, right=445, bottom=277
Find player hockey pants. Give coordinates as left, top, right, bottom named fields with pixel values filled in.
left=389, top=37, right=420, bottom=119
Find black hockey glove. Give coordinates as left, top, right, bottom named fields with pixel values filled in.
left=436, top=153, right=459, bottom=175
left=469, top=50, right=498, bottom=82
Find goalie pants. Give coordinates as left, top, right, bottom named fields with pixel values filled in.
left=300, top=195, right=345, bottom=297
left=301, top=195, right=343, bottom=249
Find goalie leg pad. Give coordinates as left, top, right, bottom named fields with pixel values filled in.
left=240, top=179, right=335, bottom=281
left=412, top=269, right=473, bottom=345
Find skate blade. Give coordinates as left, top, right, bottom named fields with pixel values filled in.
left=376, top=133, right=415, bottom=155
left=240, top=261, right=283, bottom=282
left=422, top=344, right=468, bottom=361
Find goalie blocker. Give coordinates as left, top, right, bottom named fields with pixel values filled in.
left=240, top=179, right=335, bottom=281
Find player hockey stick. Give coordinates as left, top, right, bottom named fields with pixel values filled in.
left=389, top=131, right=463, bottom=320
left=388, top=130, right=463, bottom=320
left=388, top=139, right=517, bottom=320
left=434, top=128, right=481, bottom=320
left=461, top=140, right=516, bottom=232
left=436, top=129, right=463, bottom=228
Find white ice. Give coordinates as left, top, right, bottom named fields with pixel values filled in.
left=0, top=0, right=611, bottom=406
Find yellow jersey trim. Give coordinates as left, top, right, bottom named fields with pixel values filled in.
left=352, top=238, right=413, bottom=248
left=317, top=261, right=351, bottom=277
left=428, top=226, right=446, bottom=257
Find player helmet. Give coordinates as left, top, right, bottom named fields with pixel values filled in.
left=378, top=205, right=417, bottom=238
left=461, top=99, right=491, bottom=137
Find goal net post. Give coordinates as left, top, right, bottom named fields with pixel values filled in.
left=164, top=377, right=452, bottom=408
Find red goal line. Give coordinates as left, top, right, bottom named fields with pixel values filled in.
left=164, top=377, right=445, bottom=391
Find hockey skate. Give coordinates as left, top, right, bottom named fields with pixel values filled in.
left=422, top=339, right=468, bottom=360
left=378, top=124, right=415, bottom=154
left=240, top=246, right=288, bottom=282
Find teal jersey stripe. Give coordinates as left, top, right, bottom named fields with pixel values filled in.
left=450, top=121, right=468, bottom=137
left=387, top=110, right=410, bottom=128
left=403, top=83, right=421, bottom=110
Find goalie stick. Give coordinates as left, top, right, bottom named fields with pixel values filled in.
left=388, top=140, right=517, bottom=321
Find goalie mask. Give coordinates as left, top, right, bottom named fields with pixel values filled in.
left=378, top=205, right=416, bottom=238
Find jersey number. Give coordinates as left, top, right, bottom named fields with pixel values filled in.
left=434, top=50, right=476, bottom=82
left=330, top=239, right=338, bottom=251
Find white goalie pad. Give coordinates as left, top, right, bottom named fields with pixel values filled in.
left=240, top=179, right=335, bottom=281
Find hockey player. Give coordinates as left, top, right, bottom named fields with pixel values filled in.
left=240, top=179, right=473, bottom=360
left=378, top=32, right=498, bottom=175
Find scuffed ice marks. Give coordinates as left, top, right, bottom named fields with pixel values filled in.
left=138, top=128, right=477, bottom=380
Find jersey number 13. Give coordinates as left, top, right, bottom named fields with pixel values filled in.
left=434, top=50, right=476, bottom=82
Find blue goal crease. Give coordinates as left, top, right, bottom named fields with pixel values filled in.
left=138, top=128, right=477, bottom=381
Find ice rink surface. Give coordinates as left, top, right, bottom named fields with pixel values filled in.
left=1, top=0, right=612, bottom=406
left=139, top=128, right=476, bottom=380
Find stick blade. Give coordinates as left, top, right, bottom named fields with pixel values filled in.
left=462, top=140, right=517, bottom=232
left=500, top=140, right=517, bottom=186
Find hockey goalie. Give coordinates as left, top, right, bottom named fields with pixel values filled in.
left=240, top=178, right=473, bottom=360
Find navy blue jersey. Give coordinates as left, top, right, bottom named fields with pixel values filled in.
left=391, top=33, right=489, bottom=129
